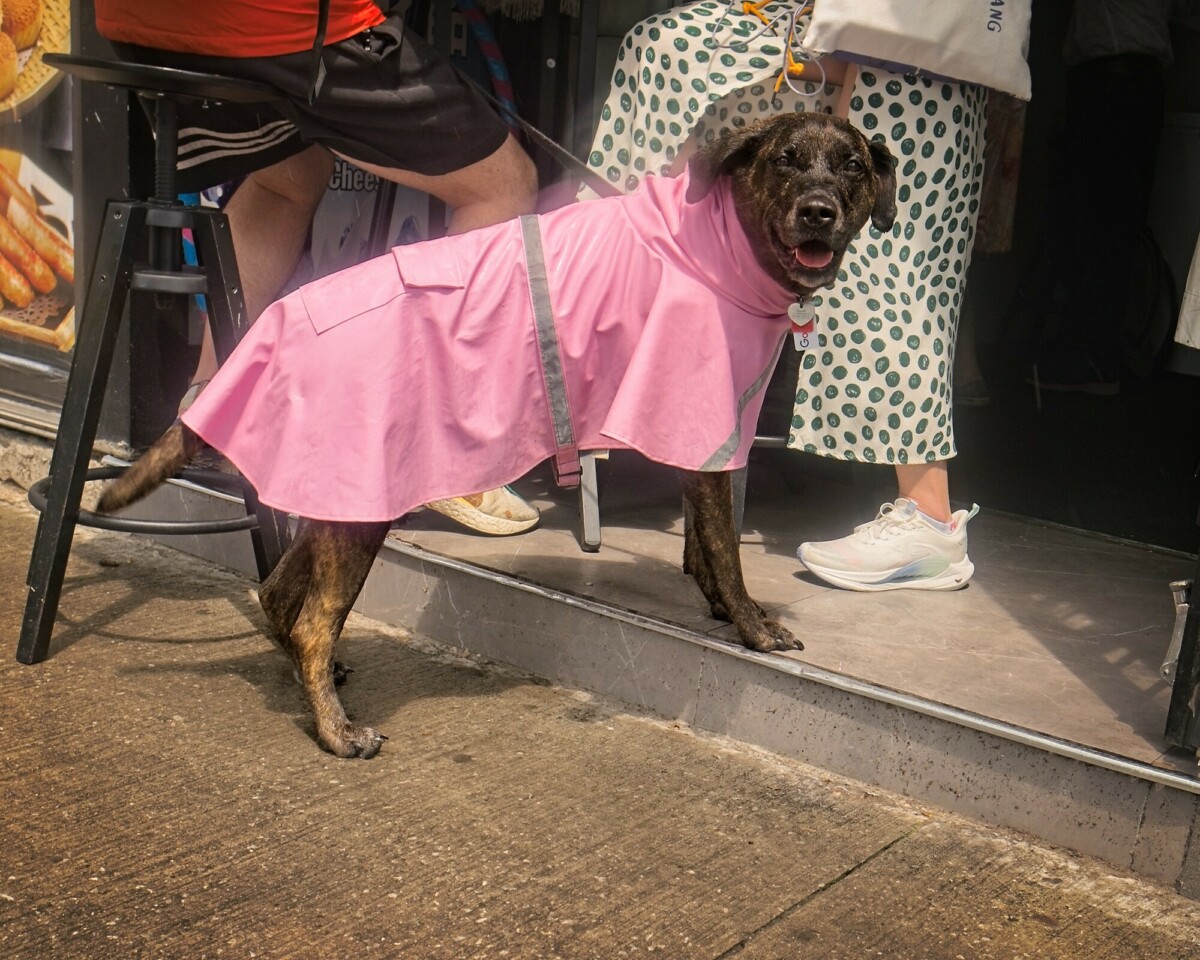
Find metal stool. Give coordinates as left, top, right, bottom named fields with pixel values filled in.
left=17, top=54, right=290, bottom=665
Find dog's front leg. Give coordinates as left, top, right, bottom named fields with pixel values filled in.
left=680, top=471, right=803, bottom=653
left=286, top=520, right=391, bottom=758
left=261, top=522, right=355, bottom=686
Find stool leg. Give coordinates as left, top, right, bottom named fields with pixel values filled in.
left=18, top=203, right=142, bottom=664
left=188, top=209, right=250, bottom=357
left=189, top=209, right=288, bottom=577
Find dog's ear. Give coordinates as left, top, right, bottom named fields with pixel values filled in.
left=686, top=124, right=766, bottom=202
left=867, top=139, right=898, bottom=233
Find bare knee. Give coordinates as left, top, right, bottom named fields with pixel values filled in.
left=338, top=133, right=537, bottom=234
left=444, top=134, right=538, bottom=232
left=476, top=134, right=538, bottom=215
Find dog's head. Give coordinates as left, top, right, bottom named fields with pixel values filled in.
left=687, top=113, right=897, bottom=296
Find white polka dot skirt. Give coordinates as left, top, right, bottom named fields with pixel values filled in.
left=583, top=1, right=988, bottom=465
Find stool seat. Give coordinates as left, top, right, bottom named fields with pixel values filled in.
left=43, top=53, right=281, bottom=104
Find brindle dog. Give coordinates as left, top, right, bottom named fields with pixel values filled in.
left=98, top=113, right=896, bottom=759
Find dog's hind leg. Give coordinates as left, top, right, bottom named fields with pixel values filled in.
left=286, top=520, right=390, bottom=758
left=679, top=471, right=803, bottom=653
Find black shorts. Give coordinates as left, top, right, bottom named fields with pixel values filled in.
left=114, top=14, right=512, bottom=193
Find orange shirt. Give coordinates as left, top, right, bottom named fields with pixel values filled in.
left=94, top=1, right=386, bottom=58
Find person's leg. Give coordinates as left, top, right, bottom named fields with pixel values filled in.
left=189, top=144, right=335, bottom=388
left=336, top=130, right=537, bottom=237
left=333, top=135, right=539, bottom=535
left=167, top=21, right=538, bottom=532
left=790, top=66, right=984, bottom=591
left=894, top=462, right=951, bottom=523
left=188, top=136, right=540, bottom=535
left=227, top=145, right=337, bottom=320
left=337, top=134, right=539, bottom=536
left=795, top=459, right=980, bottom=592
left=189, top=132, right=537, bottom=387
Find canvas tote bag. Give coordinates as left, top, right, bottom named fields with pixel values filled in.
left=801, top=0, right=1033, bottom=100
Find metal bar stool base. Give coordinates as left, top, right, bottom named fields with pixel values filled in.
left=17, top=201, right=285, bottom=666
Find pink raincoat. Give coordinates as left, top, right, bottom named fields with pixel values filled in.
left=182, top=169, right=795, bottom=522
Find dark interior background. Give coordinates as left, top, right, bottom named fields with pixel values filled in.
left=748, top=0, right=1200, bottom=554
left=949, top=0, right=1200, bottom=554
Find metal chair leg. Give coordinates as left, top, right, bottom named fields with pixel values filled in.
left=190, top=209, right=287, bottom=576
left=18, top=203, right=143, bottom=664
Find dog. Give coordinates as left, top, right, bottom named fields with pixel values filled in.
left=98, top=112, right=897, bottom=759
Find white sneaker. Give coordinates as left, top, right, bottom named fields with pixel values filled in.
left=796, top=498, right=978, bottom=592
left=425, top=486, right=540, bottom=536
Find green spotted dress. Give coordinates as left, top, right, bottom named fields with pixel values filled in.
left=583, top=1, right=988, bottom=465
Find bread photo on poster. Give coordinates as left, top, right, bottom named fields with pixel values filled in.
left=0, top=0, right=44, bottom=99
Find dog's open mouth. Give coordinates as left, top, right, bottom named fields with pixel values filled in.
left=794, top=241, right=835, bottom=270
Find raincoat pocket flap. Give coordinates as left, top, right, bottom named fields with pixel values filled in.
left=300, top=254, right=403, bottom=334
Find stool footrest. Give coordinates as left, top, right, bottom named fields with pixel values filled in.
left=131, top=266, right=209, bottom=296
left=27, top=465, right=260, bottom=535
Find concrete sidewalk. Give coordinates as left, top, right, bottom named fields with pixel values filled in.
left=3, top=490, right=1200, bottom=960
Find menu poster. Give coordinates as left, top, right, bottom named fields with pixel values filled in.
left=0, top=0, right=75, bottom=415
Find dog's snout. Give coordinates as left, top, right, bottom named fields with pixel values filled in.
left=798, top=196, right=837, bottom=229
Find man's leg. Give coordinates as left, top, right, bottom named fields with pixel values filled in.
left=190, top=144, right=335, bottom=387
left=337, top=131, right=537, bottom=237
left=189, top=135, right=541, bottom=536
left=190, top=131, right=536, bottom=385
left=339, top=133, right=542, bottom=535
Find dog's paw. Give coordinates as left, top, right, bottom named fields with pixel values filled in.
left=321, top=723, right=388, bottom=760
left=740, top=619, right=804, bottom=653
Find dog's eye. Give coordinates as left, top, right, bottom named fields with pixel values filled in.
left=773, top=153, right=795, bottom=168
left=844, top=158, right=866, bottom=174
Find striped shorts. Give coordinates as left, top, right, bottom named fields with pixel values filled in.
left=113, top=13, right=510, bottom=193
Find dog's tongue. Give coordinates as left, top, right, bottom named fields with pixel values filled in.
left=795, top=242, right=834, bottom=270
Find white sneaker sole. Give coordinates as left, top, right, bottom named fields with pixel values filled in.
left=801, top=555, right=974, bottom=592
left=425, top=496, right=539, bottom=536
